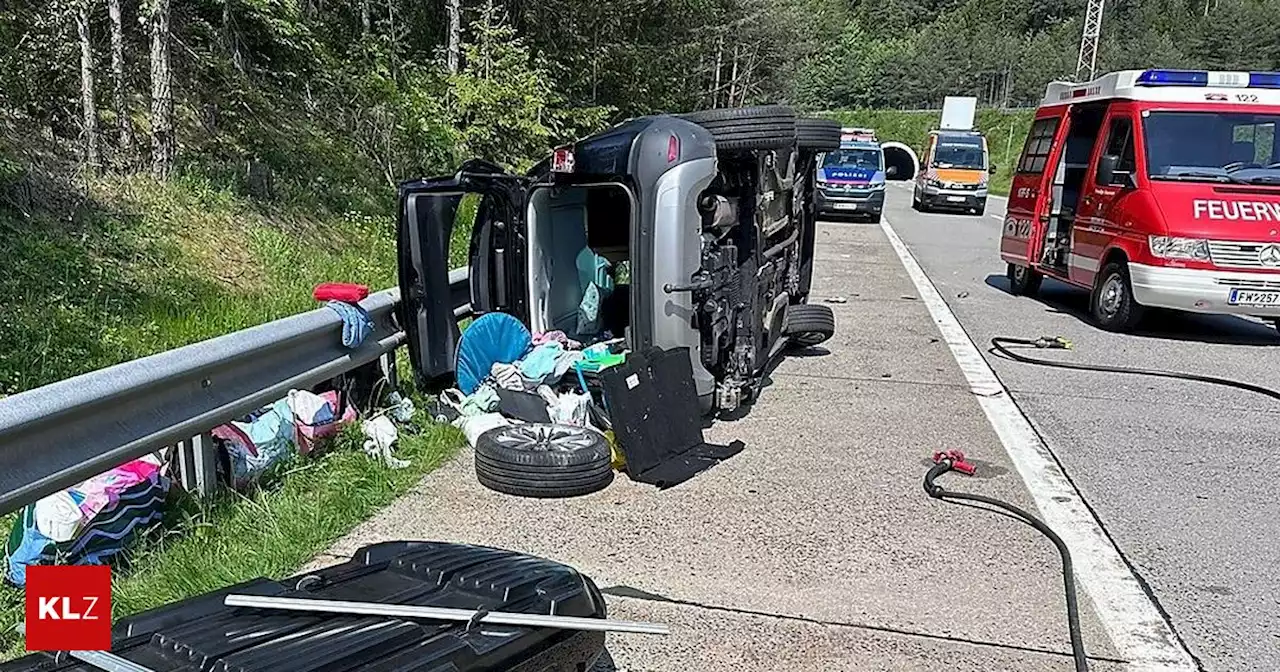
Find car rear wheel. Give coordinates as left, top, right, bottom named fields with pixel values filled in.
left=680, top=105, right=797, bottom=151
left=474, top=424, right=614, bottom=498
left=796, top=118, right=842, bottom=152
left=1091, top=261, right=1145, bottom=332
left=784, top=304, right=836, bottom=347
left=1007, top=262, right=1042, bottom=296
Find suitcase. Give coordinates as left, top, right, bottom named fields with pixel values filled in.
left=3, top=541, right=608, bottom=672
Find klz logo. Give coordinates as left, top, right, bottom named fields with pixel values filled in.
left=24, top=565, right=112, bottom=651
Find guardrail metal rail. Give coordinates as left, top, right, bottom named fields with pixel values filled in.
left=0, top=267, right=471, bottom=517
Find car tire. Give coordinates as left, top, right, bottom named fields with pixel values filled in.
left=1090, top=261, right=1145, bottom=332
left=474, top=424, right=614, bottom=498
left=1006, top=262, right=1042, bottom=296
left=784, top=303, right=836, bottom=347
left=796, top=118, right=842, bottom=152
left=680, top=105, right=797, bottom=151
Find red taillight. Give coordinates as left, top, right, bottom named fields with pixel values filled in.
left=552, top=146, right=575, bottom=173
left=667, top=134, right=680, bottom=163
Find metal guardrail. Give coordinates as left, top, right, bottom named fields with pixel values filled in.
left=0, top=267, right=472, bottom=517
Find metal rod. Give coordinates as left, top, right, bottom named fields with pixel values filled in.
left=14, top=623, right=158, bottom=672
left=223, top=594, right=670, bottom=636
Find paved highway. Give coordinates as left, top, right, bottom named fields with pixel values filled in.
left=882, top=181, right=1278, bottom=671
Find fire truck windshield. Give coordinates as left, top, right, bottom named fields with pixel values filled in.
left=1144, top=111, right=1280, bottom=185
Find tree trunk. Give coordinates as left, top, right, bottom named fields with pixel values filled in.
left=728, top=43, right=740, bottom=107
left=446, top=0, right=461, bottom=74
left=360, top=0, right=370, bottom=35
left=107, top=0, right=131, bottom=159
left=149, top=0, right=174, bottom=180
left=712, top=35, right=723, bottom=108
left=223, top=0, right=245, bottom=73
left=76, top=0, right=101, bottom=170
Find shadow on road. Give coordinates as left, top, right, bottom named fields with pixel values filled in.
left=984, top=273, right=1280, bottom=346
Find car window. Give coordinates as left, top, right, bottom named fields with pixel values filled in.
left=1096, top=116, right=1136, bottom=185
left=1017, top=118, right=1059, bottom=175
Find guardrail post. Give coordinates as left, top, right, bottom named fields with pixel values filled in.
left=176, top=432, right=219, bottom=499
left=379, top=351, right=399, bottom=391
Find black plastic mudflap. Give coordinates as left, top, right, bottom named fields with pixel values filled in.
left=2, top=541, right=608, bottom=672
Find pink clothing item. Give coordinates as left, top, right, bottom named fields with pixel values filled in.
left=73, top=459, right=162, bottom=519
left=532, top=330, right=582, bottom=350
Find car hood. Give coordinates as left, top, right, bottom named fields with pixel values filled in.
left=820, top=165, right=883, bottom=184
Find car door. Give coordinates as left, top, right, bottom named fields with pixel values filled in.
left=397, top=159, right=529, bottom=385
left=1071, top=108, right=1137, bottom=287
left=1004, top=115, right=1062, bottom=268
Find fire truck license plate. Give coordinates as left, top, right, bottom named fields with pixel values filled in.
left=1228, top=289, right=1280, bottom=307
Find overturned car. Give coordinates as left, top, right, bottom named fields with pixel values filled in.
left=399, top=106, right=842, bottom=415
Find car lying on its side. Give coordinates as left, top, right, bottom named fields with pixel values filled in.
left=399, top=106, right=843, bottom=415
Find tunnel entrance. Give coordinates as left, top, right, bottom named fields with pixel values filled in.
left=881, top=142, right=918, bottom=181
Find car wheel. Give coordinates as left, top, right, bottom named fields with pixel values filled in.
left=474, top=424, right=614, bottom=498
left=784, top=304, right=836, bottom=347
left=1006, top=262, right=1042, bottom=296
left=680, top=105, right=797, bottom=151
left=796, top=118, right=841, bottom=152
left=1091, top=261, right=1145, bottom=332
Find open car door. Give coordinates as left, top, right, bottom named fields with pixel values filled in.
left=397, top=159, right=529, bottom=386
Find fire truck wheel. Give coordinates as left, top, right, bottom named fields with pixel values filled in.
left=1007, top=263, right=1042, bottom=296
left=1091, top=261, right=1145, bottom=331
left=680, top=106, right=797, bottom=151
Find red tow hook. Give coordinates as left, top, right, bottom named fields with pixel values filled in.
left=932, top=449, right=976, bottom=476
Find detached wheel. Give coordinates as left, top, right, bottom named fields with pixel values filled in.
left=796, top=118, right=841, bottom=152
left=474, top=424, right=613, bottom=498
left=784, top=304, right=836, bottom=347
left=1007, top=263, right=1042, bottom=296
left=1091, top=261, right=1145, bottom=332
left=680, top=105, right=797, bottom=151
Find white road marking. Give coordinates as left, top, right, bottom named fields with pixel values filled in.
left=878, top=212, right=1198, bottom=671
left=989, top=214, right=1004, bottom=221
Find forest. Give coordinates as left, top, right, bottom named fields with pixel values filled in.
left=1, top=0, right=1279, bottom=395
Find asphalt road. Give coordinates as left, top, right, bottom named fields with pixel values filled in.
left=308, top=214, right=1130, bottom=669
left=882, top=181, right=1279, bottom=671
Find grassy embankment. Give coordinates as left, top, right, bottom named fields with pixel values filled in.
left=0, top=150, right=472, bottom=660
left=824, top=108, right=1036, bottom=195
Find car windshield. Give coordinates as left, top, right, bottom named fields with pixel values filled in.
left=933, top=141, right=985, bottom=169
left=823, top=149, right=881, bottom=170
left=1144, top=111, right=1280, bottom=185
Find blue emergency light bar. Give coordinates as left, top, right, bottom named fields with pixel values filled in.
left=1135, top=69, right=1280, bottom=89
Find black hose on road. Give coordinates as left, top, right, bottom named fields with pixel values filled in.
left=990, top=335, right=1280, bottom=402
left=924, top=455, right=1089, bottom=672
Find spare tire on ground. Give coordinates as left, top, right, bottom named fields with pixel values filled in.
left=680, top=105, right=797, bottom=151
left=796, top=118, right=842, bottom=152
left=475, top=424, right=614, bottom=498
left=784, top=303, right=836, bottom=347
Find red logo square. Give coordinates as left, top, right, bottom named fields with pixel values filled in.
left=24, top=565, right=112, bottom=651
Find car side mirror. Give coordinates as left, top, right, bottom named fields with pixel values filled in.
left=988, top=164, right=997, bottom=175
left=886, top=165, right=898, bottom=177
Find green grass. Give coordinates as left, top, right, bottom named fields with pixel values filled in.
left=0, top=393, right=465, bottom=661
left=0, top=163, right=473, bottom=660
left=823, top=108, right=1036, bottom=195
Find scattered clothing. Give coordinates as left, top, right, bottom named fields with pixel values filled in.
left=385, top=391, right=416, bottom=423
left=533, top=330, right=582, bottom=350
left=578, top=343, right=626, bottom=373
left=326, top=300, right=374, bottom=349
left=289, top=389, right=358, bottom=455
left=553, top=350, right=586, bottom=381
left=361, top=416, right=410, bottom=469
left=489, top=362, right=526, bottom=391
left=441, top=385, right=501, bottom=417
left=518, top=342, right=565, bottom=382
left=496, top=388, right=552, bottom=423
left=576, top=283, right=604, bottom=336
left=313, top=282, right=370, bottom=303
left=212, top=398, right=296, bottom=490
left=4, top=456, right=168, bottom=587
left=454, top=412, right=510, bottom=447
left=455, top=312, right=532, bottom=395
